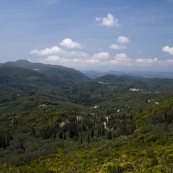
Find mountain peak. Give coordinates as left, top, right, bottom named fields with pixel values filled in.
left=3, top=59, right=32, bottom=68
left=15, top=59, right=31, bottom=63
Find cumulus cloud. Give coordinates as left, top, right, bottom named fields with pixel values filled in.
left=109, top=36, right=129, bottom=49
left=31, top=43, right=173, bottom=70
left=91, top=52, right=110, bottom=60
left=60, top=38, right=82, bottom=49
left=85, top=59, right=100, bottom=64
left=72, top=58, right=82, bottom=63
left=115, top=53, right=131, bottom=61
left=117, top=36, right=130, bottom=44
left=109, top=53, right=132, bottom=66
left=30, top=46, right=88, bottom=59
left=69, top=51, right=89, bottom=58
left=30, top=46, right=64, bottom=55
left=109, top=44, right=127, bottom=49
left=136, top=58, right=158, bottom=63
left=41, top=55, right=173, bottom=69
left=44, top=56, right=72, bottom=65
left=46, top=55, right=61, bottom=62
left=95, top=13, right=120, bottom=27
left=162, top=46, right=173, bottom=55
left=136, top=58, right=158, bottom=65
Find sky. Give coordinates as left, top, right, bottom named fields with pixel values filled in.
left=0, top=0, right=173, bottom=72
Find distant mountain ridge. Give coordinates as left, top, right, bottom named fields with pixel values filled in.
left=2, top=59, right=65, bottom=69
left=81, top=70, right=173, bottom=79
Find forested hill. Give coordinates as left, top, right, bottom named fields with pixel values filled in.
left=2, top=59, right=72, bottom=70
left=1, top=60, right=173, bottom=172
left=1, top=93, right=173, bottom=172
left=95, top=74, right=173, bottom=92
left=0, top=60, right=90, bottom=89
left=1, top=63, right=173, bottom=114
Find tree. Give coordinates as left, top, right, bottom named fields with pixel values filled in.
left=107, top=131, right=112, bottom=140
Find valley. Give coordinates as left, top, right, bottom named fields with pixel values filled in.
left=0, top=60, right=173, bottom=172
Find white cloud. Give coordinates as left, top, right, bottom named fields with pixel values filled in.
left=69, top=51, right=89, bottom=58
left=46, top=55, right=61, bottom=62
left=115, top=53, right=127, bottom=59
left=136, top=58, right=158, bottom=65
left=38, top=54, right=173, bottom=70
left=95, top=13, right=120, bottom=27
left=60, top=38, right=82, bottom=49
left=92, top=52, right=110, bottom=60
left=60, top=57, right=72, bottom=63
left=73, top=58, right=82, bottom=63
left=136, top=58, right=158, bottom=63
left=117, top=36, right=130, bottom=44
left=109, top=44, right=127, bottom=49
left=31, top=44, right=173, bottom=70
left=30, top=46, right=64, bottom=55
left=44, top=56, right=72, bottom=65
left=109, top=53, right=132, bottom=66
left=61, top=50, right=89, bottom=59
left=162, top=46, right=173, bottom=55
left=30, top=46, right=88, bottom=59
left=166, top=59, right=173, bottom=63
left=95, top=17, right=101, bottom=21
left=85, top=59, right=100, bottom=64
left=115, top=53, right=132, bottom=62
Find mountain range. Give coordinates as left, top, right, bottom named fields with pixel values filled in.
left=1, top=60, right=173, bottom=172
left=81, top=70, right=173, bottom=79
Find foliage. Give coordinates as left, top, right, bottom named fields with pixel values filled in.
left=1, top=61, right=173, bottom=172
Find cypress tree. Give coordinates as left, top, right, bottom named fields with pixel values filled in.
left=87, top=133, right=90, bottom=143
left=0, top=136, right=2, bottom=148
left=106, top=108, right=110, bottom=115
left=53, top=132, right=56, bottom=140
left=2, top=135, right=6, bottom=149
left=165, top=121, right=168, bottom=131
left=31, top=127, right=36, bottom=137
left=59, top=131, right=63, bottom=139
left=97, top=125, right=101, bottom=137
left=91, top=128, right=94, bottom=138
left=69, top=128, right=74, bottom=138
left=82, top=122, right=86, bottom=132
left=122, top=114, right=127, bottom=135
left=165, top=109, right=168, bottom=122
left=80, top=132, right=83, bottom=143
left=154, top=111, right=157, bottom=124
left=63, top=134, right=66, bottom=140
left=101, top=122, right=105, bottom=136
left=107, top=131, right=112, bottom=140
left=6, top=135, right=9, bottom=147
left=21, top=142, right=25, bottom=151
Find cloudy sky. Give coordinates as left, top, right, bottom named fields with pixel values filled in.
left=0, top=0, right=173, bottom=72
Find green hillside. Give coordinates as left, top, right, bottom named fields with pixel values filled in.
left=1, top=61, right=173, bottom=172
left=0, top=60, right=89, bottom=88
left=1, top=95, right=173, bottom=172
left=0, top=60, right=89, bottom=107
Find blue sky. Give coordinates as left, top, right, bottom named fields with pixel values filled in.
left=0, top=0, right=173, bottom=72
